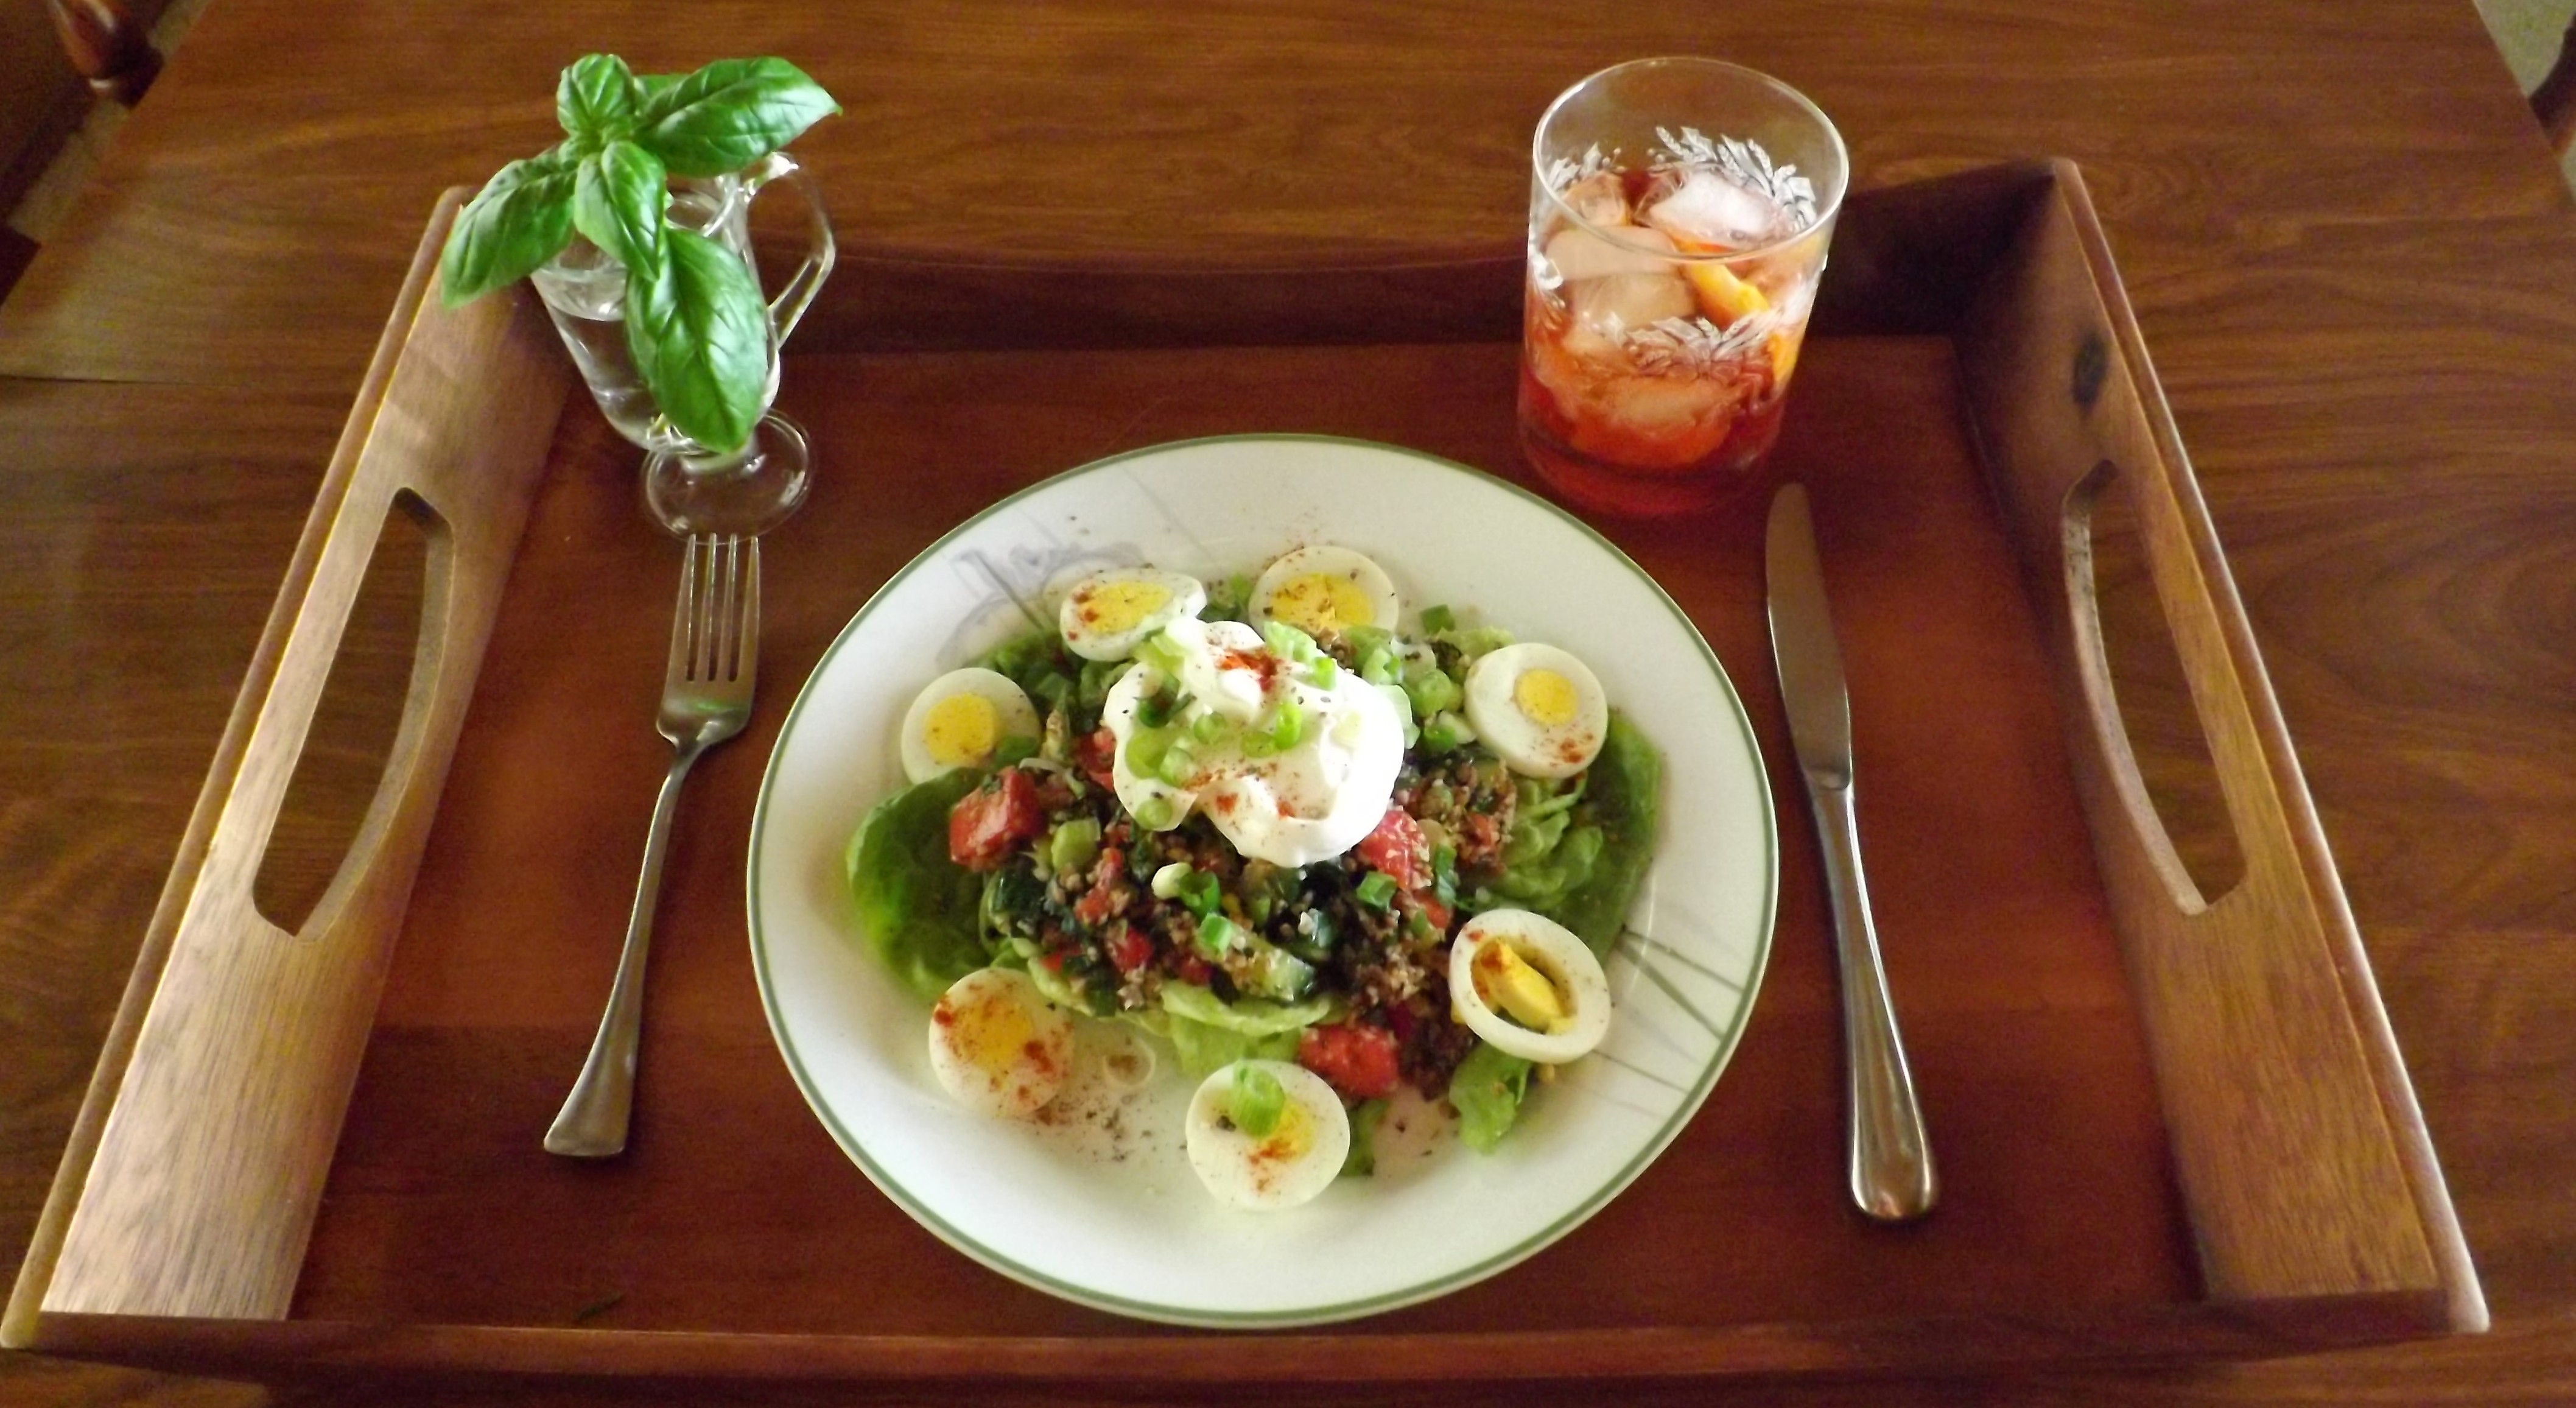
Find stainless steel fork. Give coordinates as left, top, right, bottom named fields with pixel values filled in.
left=546, top=535, right=760, bottom=1158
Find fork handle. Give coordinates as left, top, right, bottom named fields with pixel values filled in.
left=544, top=737, right=707, bottom=1158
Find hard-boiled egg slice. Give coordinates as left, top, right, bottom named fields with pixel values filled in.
left=1462, top=642, right=1608, bottom=779
left=1059, top=567, right=1207, bottom=661
left=899, top=667, right=1041, bottom=783
left=1447, top=909, right=1612, bottom=1065
left=927, top=968, right=1073, bottom=1118
left=1248, top=546, right=1399, bottom=642
left=1184, top=1060, right=1351, bottom=1210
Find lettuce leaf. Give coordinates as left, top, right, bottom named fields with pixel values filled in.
left=1451, top=1042, right=1534, bottom=1152
left=1159, top=982, right=1334, bottom=1035
left=1165, top=1013, right=1300, bottom=1077
left=1542, top=711, right=1662, bottom=954
left=1157, top=982, right=1332, bottom=1077
left=846, top=769, right=988, bottom=1002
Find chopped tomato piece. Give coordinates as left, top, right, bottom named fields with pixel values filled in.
left=947, top=768, right=1045, bottom=871
left=1412, top=892, right=1453, bottom=935
left=1073, top=882, right=1118, bottom=928
left=1076, top=727, right=1119, bottom=790
left=1355, top=807, right=1429, bottom=890
left=1104, top=924, right=1153, bottom=976
left=1299, top=1022, right=1400, bottom=1100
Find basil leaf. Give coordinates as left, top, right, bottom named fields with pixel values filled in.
left=623, top=227, right=771, bottom=452
left=635, top=57, right=841, bottom=177
left=437, top=153, right=577, bottom=306
left=572, top=139, right=668, bottom=273
left=557, top=53, right=637, bottom=141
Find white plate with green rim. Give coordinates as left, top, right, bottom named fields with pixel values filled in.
left=748, top=434, right=1777, bottom=1327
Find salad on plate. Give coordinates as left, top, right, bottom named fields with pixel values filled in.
left=846, top=543, right=1660, bottom=1209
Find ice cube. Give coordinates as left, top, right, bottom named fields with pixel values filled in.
left=1643, top=170, right=1786, bottom=251
left=1560, top=171, right=1632, bottom=227
left=1542, top=224, right=1679, bottom=284
left=1568, top=270, right=1697, bottom=337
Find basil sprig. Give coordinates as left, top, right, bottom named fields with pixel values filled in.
left=438, top=54, right=838, bottom=453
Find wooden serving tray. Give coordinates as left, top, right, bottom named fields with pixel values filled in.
left=4, top=161, right=2483, bottom=1385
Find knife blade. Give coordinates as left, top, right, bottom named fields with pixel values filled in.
left=1766, top=482, right=1937, bottom=1222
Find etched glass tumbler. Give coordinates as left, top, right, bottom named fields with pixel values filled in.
left=1520, top=58, right=1846, bottom=515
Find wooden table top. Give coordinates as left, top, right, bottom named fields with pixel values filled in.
left=4, top=2, right=2575, bottom=1404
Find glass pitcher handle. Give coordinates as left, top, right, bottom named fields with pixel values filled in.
left=739, top=151, right=835, bottom=348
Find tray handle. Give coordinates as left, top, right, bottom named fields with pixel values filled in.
left=1958, top=163, right=2482, bottom=1328
left=8, top=191, right=572, bottom=1328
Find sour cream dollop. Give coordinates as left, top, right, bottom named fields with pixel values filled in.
left=1102, top=618, right=1403, bottom=867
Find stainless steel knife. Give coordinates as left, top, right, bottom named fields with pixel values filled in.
left=1765, top=482, right=1938, bottom=1222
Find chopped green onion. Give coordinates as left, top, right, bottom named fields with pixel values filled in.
left=1420, top=710, right=1476, bottom=755
left=1288, top=906, right=1338, bottom=962
left=1177, top=869, right=1221, bottom=919
left=1266, top=697, right=1304, bottom=752
left=1124, top=724, right=1173, bottom=775
left=1048, top=817, right=1101, bottom=875
left=1151, top=861, right=1194, bottom=899
left=1154, top=739, right=1198, bottom=786
left=1419, top=604, right=1456, bottom=634
left=1375, top=682, right=1418, bottom=747
left=1306, top=655, right=1340, bottom=689
left=1134, top=631, right=1186, bottom=678
left=1449, top=625, right=1514, bottom=662
left=1190, top=710, right=1229, bottom=744
left=1229, top=1063, right=1287, bottom=1137
left=1132, top=794, right=1180, bottom=831
left=1196, top=912, right=1241, bottom=959
left=1402, top=660, right=1461, bottom=717
left=1355, top=871, right=1397, bottom=909
left=1262, top=620, right=1320, bottom=662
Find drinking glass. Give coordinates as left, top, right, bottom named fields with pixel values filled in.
left=1519, top=58, right=1847, bottom=515
left=530, top=151, right=835, bottom=537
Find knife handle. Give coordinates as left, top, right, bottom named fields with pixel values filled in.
left=1808, top=776, right=1938, bottom=1222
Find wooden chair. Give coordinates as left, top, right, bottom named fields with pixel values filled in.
left=2536, top=11, right=2576, bottom=155
left=47, top=0, right=160, bottom=107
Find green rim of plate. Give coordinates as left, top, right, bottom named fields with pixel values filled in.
left=745, top=433, right=1780, bottom=1328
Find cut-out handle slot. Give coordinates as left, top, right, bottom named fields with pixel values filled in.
left=253, top=489, right=447, bottom=938
left=2061, top=459, right=2248, bottom=914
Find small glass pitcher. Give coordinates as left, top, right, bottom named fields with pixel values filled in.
left=530, top=151, right=835, bottom=537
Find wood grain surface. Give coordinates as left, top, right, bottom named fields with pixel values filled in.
left=3, top=0, right=2575, bottom=1403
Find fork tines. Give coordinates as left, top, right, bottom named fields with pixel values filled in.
left=672, top=535, right=760, bottom=687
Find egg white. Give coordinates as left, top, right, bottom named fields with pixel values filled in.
left=1462, top=642, right=1609, bottom=779
left=899, top=667, right=1042, bottom=783
left=1447, top=910, right=1613, bottom=1066
left=1183, top=1060, right=1352, bottom=1210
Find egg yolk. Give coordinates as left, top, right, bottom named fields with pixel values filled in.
left=1268, top=573, right=1376, bottom=636
left=922, top=692, right=1002, bottom=767
left=1071, top=579, right=1173, bottom=635
left=1513, top=668, right=1581, bottom=728
left=937, top=982, right=1039, bottom=1079
left=1249, top=1099, right=1316, bottom=1165
left=1473, top=940, right=1572, bottom=1034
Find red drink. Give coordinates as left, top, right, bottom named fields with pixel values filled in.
left=1520, top=62, right=1845, bottom=515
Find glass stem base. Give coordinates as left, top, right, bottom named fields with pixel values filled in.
left=642, top=412, right=812, bottom=537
